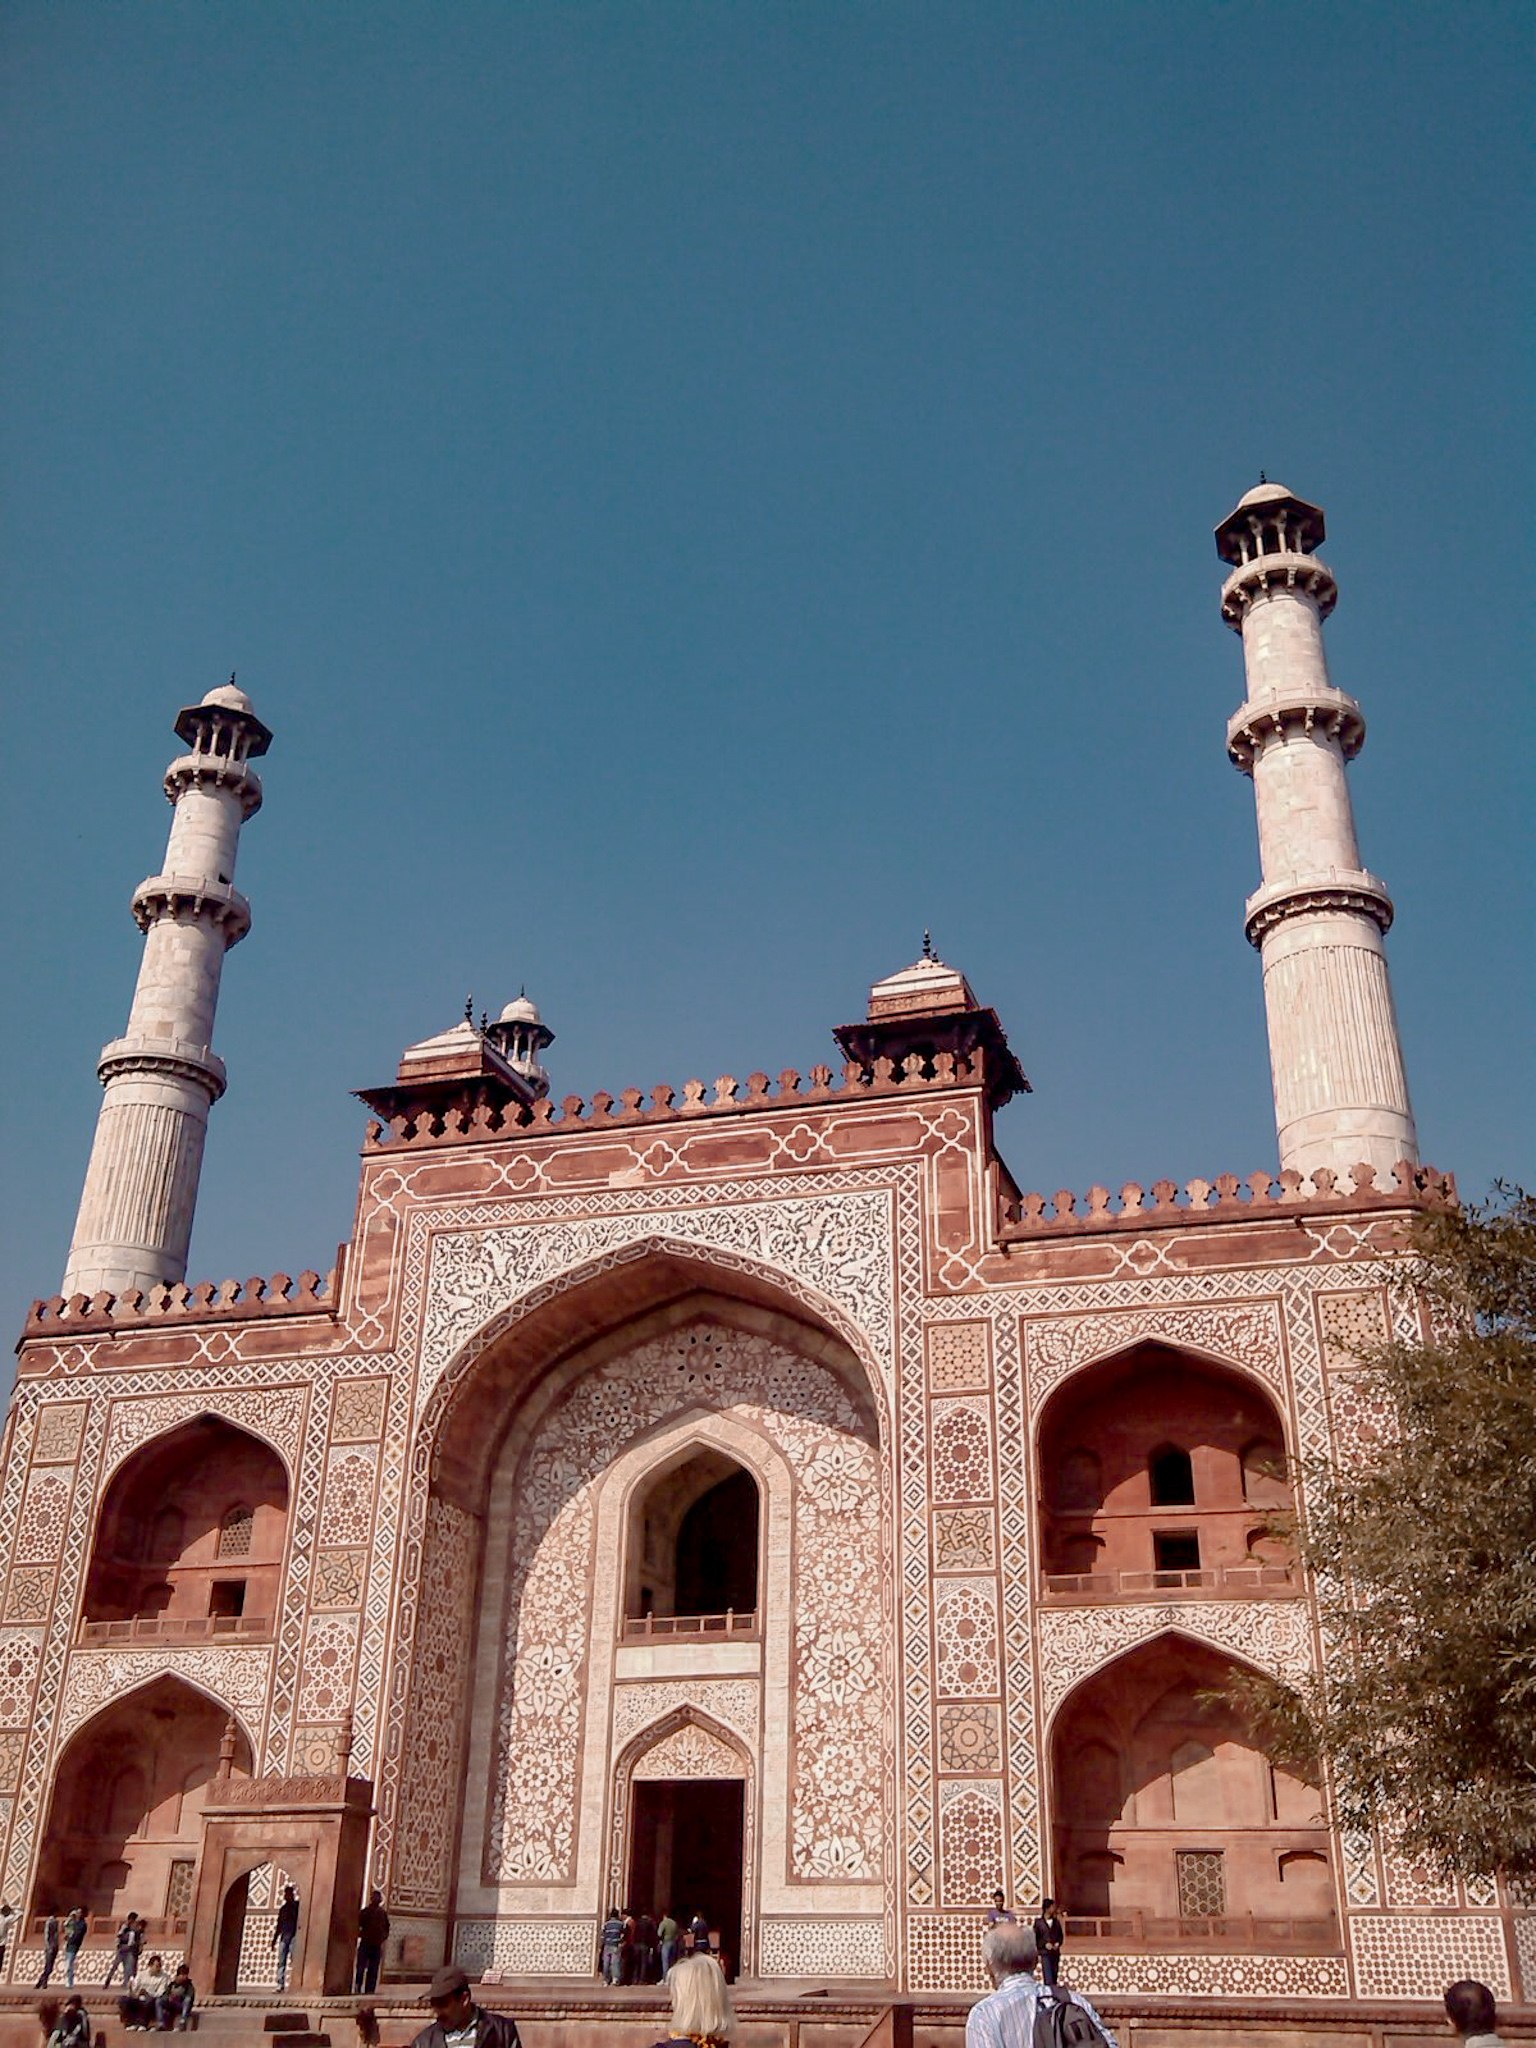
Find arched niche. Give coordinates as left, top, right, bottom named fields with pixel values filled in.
left=1037, top=1342, right=1295, bottom=1594
left=422, top=1240, right=885, bottom=1515
left=83, top=1417, right=289, bottom=1638
left=623, top=1443, right=761, bottom=1626
left=1047, top=1633, right=1336, bottom=1947
left=33, top=1675, right=252, bottom=1924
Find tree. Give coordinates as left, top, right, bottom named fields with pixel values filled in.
left=1228, top=1187, right=1536, bottom=1883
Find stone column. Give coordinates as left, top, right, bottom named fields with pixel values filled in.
left=1216, top=483, right=1418, bottom=1181
left=63, top=682, right=272, bottom=1298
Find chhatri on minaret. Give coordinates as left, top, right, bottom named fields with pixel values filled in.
left=1216, top=480, right=1418, bottom=1181
left=61, top=679, right=273, bottom=1299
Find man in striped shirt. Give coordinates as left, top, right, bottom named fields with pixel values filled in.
left=966, top=1922, right=1119, bottom=2048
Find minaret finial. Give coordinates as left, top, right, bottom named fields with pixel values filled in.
left=1258, top=470, right=1267, bottom=484
left=464, top=993, right=474, bottom=1025
left=922, top=928, right=934, bottom=961
left=62, top=684, right=272, bottom=1299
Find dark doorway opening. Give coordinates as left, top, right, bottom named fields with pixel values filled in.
left=628, top=1778, right=744, bottom=1977
left=675, top=1471, right=758, bottom=1618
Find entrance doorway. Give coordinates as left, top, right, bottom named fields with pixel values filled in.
left=628, top=1779, right=744, bottom=1975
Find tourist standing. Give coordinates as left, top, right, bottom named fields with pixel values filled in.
left=37, top=1911, right=61, bottom=1986
left=272, top=1886, right=300, bottom=1991
left=984, top=1890, right=1015, bottom=1927
left=657, top=1910, right=679, bottom=1977
left=0, top=1899, right=17, bottom=1972
left=686, top=1911, right=710, bottom=1957
left=355, top=1888, right=390, bottom=1994
left=62, top=1909, right=87, bottom=1988
left=1031, top=1898, right=1064, bottom=1987
left=598, top=1907, right=625, bottom=1985
left=103, top=1915, right=138, bottom=1988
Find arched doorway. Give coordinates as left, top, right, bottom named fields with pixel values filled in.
left=33, top=1677, right=251, bottom=1924
left=624, top=1446, right=760, bottom=1627
left=83, top=1417, right=289, bottom=1638
left=1037, top=1344, right=1295, bottom=1594
left=620, top=1714, right=752, bottom=1979
left=1048, top=1634, right=1338, bottom=1948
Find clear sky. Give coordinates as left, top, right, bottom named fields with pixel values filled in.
left=2, top=2, right=1531, bottom=1379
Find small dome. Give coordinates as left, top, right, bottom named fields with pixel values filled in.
left=201, top=682, right=255, bottom=714
left=499, top=993, right=542, bottom=1025
left=1235, top=480, right=1295, bottom=510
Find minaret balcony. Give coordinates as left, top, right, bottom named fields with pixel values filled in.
left=131, top=870, right=252, bottom=942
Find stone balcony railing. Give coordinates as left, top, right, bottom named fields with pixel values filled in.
left=1040, top=1564, right=1299, bottom=1602
left=77, top=1613, right=274, bottom=1645
left=1065, top=1911, right=1340, bottom=1953
left=619, top=1609, right=760, bottom=1641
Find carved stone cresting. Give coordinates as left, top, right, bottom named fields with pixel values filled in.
left=611, top=1679, right=758, bottom=1748
left=102, top=1387, right=306, bottom=1483
left=414, top=1188, right=897, bottom=1416
left=1025, top=1302, right=1284, bottom=1405
left=55, top=1646, right=271, bottom=1748
left=1036, top=1605, right=1314, bottom=1721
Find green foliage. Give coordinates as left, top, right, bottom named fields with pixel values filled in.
left=1229, top=1187, right=1536, bottom=1883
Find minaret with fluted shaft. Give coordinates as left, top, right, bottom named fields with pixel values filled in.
left=1217, top=482, right=1418, bottom=1181
left=63, top=681, right=272, bottom=1298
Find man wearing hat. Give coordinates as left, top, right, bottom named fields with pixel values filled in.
left=411, top=1966, right=521, bottom=2048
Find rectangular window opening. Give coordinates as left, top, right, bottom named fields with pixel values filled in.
left=1154, top=1530, right=1202, bottom=1573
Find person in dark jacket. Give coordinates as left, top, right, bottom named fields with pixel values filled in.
left=409, top=1965, right=521, bottom=2048
left=46, top=1994, right=92, bottom=2048
left=37, top=1912, right=61, bottom=1986
left=355, top=1889, right=390, bottom=1994
left=272, top=1886, right=300, bottom=1991
left=1031, top=1898, right=1065, bottom=1987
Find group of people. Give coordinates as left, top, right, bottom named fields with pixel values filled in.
left=596, top=1905, right=713, bottom=1985
left=983, top=1891, right=1064, bottom=1985
left=0, top=1904, right=94, bottom=1988
left=412, top=1952, right=737, bottom=2048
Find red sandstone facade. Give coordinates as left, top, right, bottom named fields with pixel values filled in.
left=4, top=968, right=1524, bottom=2006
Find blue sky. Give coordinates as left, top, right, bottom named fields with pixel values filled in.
left=2, top=1, right=1531, bottom=1371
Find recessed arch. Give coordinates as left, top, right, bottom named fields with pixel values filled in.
left=83, top=1416, right=289, bottom=1638
left=33, top=1674, right=252, bottom=1922
left=419, top=1237, right=889, bottom=1511
left=1037, top=1341, right=1295, bottom=1594
left=1044, top=1631, right=1336, bottom=1950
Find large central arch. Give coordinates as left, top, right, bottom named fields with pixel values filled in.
left=386, top=1242, right=894, bottom=1980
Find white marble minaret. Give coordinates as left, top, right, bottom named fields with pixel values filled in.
left=63, top=681, right=273, bottom=1299
left=1217, top=482, right=1417, bottom=1182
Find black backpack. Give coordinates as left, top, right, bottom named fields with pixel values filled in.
left=1032, top=1986, right=1111, bottom=2048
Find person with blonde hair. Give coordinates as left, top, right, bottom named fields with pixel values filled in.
left=653, top=1951, right=734, bottom=2047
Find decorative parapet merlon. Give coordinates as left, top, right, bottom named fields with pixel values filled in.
left=1243, top=870, right=1394, bottom=946
left=131, top=871, right=252, bottom=945
left=1219, top=549, right=1338, bottom=630
left=22, top=1257, right=342, bottom=1340
left=999, top=1159, right=1454, bottom=1242
left=1226, top=690, right=1365, bottom=772
left=361, top=1048, right=991, bottom=1151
